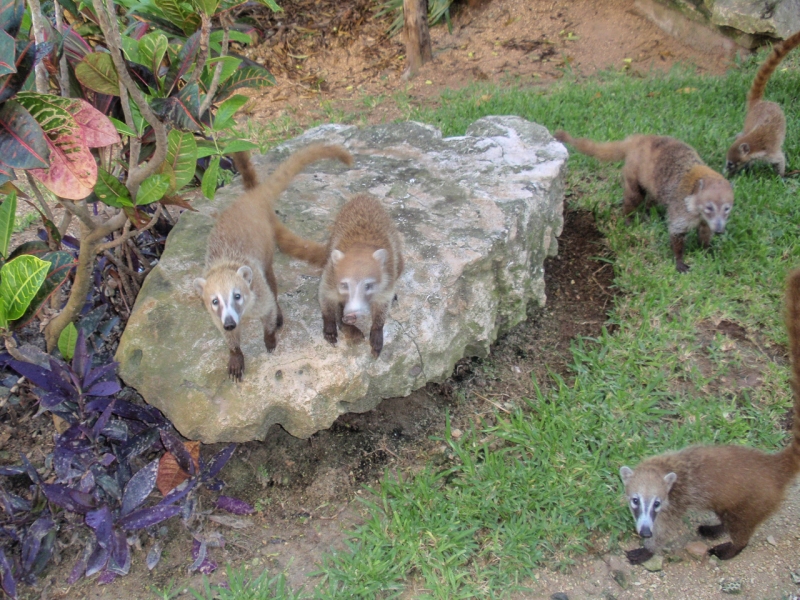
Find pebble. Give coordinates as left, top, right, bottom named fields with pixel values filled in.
left=550, top=593, right=569, bottom=600
left=685, top=541, right=708, bottom=558
left=642, top=555, right=663, bottom=572
left=766, top=535, right=777, bottom=546
left=720, top=578, right=742, bottom=594
left=450, top=428, right=462, bottom=440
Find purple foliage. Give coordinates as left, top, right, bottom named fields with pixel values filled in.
left=190, top=539, right=217, bottom=575
left=216, top=496, right=254, bottom=515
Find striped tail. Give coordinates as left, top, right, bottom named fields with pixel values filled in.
left=748, top=30, right=800, bottom=108
left=554, top=130, right=632, bottom=162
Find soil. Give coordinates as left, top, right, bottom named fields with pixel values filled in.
left=4, top=0, right=800, bottom=598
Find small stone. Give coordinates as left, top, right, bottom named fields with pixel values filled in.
left=641, top=555, right=663, bottom=572
left=720, top=579, right=742, bottom=594
left=685, top=541, right=708, bottom=558
left=790, top=570, right=800, bottom=584
left=766, top=535, right=777, bottom=546
left=602, top=590, right=618, bottom=600
left=550, top=594, right=569, bottom=600
left=611, top=568, right=629, bottom=589
left=450, top=428, right=463, bottom=440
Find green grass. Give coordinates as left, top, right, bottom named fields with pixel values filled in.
left=198, top=53, right=800, bottom=599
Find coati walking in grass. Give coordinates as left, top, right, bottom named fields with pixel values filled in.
left=312, top=194, right=404, bottom=358
left=725, top=30, right=800, bottom=176
left=619, top=268, right=800, bottom=565
left=194, top=145, right=353, bottom=380
left=554, top=130, right=734, bottom=273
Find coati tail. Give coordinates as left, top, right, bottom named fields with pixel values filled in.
left=787, top=268, right=800, bottom=463
left=748, top=30, right=800, bottom=108
left=232, top=151, right=259, bottom=190
left=272, top=219, right=328, bottom=267
left=553, top=130, right=630, bottom=162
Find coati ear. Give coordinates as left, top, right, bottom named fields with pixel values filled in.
left=663, top=472, right=677, bottom=491
left=331, top=249, right=345, bottom=265
left=193, top=278, right=206, bottom=296
left=739, top=142, right=750, bottom=156
left=373, top=248, right=388, bottom=266
left=619, top=466, right=634, bottom=484
left=237, top=266, right=253, bottom=285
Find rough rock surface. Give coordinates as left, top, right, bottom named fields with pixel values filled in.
left=116, top=116, right=567, bottom=442
left=657, top=0, right=800, bottom=41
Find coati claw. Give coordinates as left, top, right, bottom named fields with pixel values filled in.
left=625, top=547, right=654, bottom=565
left=676, top=261, right=690, bottom=273
left=228, top=348, right=245, bottom=381
left=708, top=542, right=745, bottom=560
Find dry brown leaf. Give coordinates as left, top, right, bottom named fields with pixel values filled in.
left=156, top=440, right=201, bottom=496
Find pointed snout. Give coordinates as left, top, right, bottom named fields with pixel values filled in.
left=637, top=525, right=652, bottom=539
left=223, top=317, right=237, bottom=330
left=712, top=219, right=726, bottom=234
left=342, top=313, right=358, bottom=325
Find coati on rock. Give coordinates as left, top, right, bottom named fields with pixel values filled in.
left=619, top=268, right=800, bottom=565
left=554, top=130, right=734, bottom=273
left=725, top=30, right=800, bottom=176
left=311, top=193, right=404, bottom=358
left=194, top=145, right=353, bottom=380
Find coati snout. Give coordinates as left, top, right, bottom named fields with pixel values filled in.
left=686, top=177, right=733, bottom=235
left=331, top=248, right=387, bottom=325
left=194, top=265, right=254, bottom=334
left=620, top=466, right=675, bottom=543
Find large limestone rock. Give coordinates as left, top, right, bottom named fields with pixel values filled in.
left=116, top=117, right=566, bottom=442
left=705, top=0, right=800, bottom=39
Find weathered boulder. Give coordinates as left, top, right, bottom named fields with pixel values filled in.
left=705, top=0, right=800, bottom=39
left=115, top=116, right=566, bottom=442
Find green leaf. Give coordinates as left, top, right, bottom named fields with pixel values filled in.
left=120, top=36, right=142, bottom=64
left=212, top=94, right=248, bottom=131
left=0, top=190, right=15, bottom=258
left=136, top=173, right=170, bottom=205
left=9, top=250, right=74, bottom=329
left=58, top=321, right=78, bottom=360
left=75, top=52, right=120, bottom=96
left=209, top=30, right=252, bottom=47
left=195, top=140, right=217, bottom=158
left=138, top=32, right=168, bottom=81
left=201, top=156, right=219, bottom=200
left=215, top=65, right=275, bottom=101
left=220, top=139, right=258, bottom=154
left=153, top=0, right=186, bottom=30
left=201, top=56, right=241, bottom=90
left=191, top=0, right=218, bottom=15
left=162, top=129, right=197, bottom=191
left=253, top=0, right=281, bottom=12
left=109, top=116, right=137, bottom=137
left=0, top=30, right=15, bottom=76
left=0, top=254, right=48, bottom=323
left=95, top=168, right=134, bottom=208
left=128, top=97, right=146, bottom=137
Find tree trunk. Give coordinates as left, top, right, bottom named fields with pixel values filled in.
left=403, top=0, right=432, bottom=79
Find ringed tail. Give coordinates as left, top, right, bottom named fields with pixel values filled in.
left=554, top=129, right=631, bottom=162
left=748, top=30, right=800, bottom=108
left=786, top=268, right=800, bottom=464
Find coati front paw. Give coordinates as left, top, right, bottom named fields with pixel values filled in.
left=675, top=260, right=690, bottom=274
left=625, top=547, right=654, bottom=565
left=264, top=330, right=277, bottom=352
left=698, top=523, right=725, bottom=539
left=228, top=348, right=244, bottom=381
left=369, top=327, right=384, bottom=358
left=708, top=542, right=745, bottom=560
left=323, top=324, right=338, bottom=346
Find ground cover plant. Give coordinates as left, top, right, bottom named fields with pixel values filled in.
left=197, top=53, right=800, bottom=598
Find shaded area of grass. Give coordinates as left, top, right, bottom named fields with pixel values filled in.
left=200, top=54, right=800, bottom=599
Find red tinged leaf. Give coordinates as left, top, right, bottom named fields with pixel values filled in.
left=0, top=100, right=49, bottom=169
left=156, top=440, right=199, bottom=495
left=0, top=40, right=35, bottom=103
left=0, top=0, right=24, bottom=37
left=71, top=99, right=120, bottom=148
left=0, top=30, right=15, bottom=76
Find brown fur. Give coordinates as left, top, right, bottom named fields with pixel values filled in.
left=554, top=130, right=734, bottom=272
left=725, top=30, right=800, bottom=176
left=619, top=269, right=800, bottom=565
left=318, top=194, right=404, bottom=357
left=194, top=145, right=353, bottom=379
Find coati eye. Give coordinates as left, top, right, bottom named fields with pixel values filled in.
left=211, top=298, right=219, bottom=306
left=234, top=293, right=242, bottom=301
left=724, top=205, right=731, bottom=213
left=630, top=497, right=640, bottom=507
left=653, top=500, right=661, bottom=509
left=365, top=282, right=374, bottom=292
left=338, top=282, right=349, bottom=293
left=704, top=205, right=714, bottom=213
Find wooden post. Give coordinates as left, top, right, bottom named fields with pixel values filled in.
left=403, top=0, right=432, bottom=79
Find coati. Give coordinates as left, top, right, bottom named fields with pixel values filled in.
left=193, top=145, right=353, bottom=380
left=554, top=130, right=734, bottom=273
left=619, top=268, right=800, bottom=565
left=725, top=30, right=800, bottom=176
left=313, top=194, right=404, bottom=358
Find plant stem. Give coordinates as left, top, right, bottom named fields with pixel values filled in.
left=27, top=0, right=50, bottom=93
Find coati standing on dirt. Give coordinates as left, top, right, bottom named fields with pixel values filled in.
left=310, top=194, right=404, bottom=358
left=193, top=145, right=353, bottom=380
left=554, top=130, right=734, bottom=273
left=619, top=268, right=800, bottom=565
left=725, top=30, right=800, bottom=176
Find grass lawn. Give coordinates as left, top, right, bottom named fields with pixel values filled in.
left=195, top=52, right=800, bottom=599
